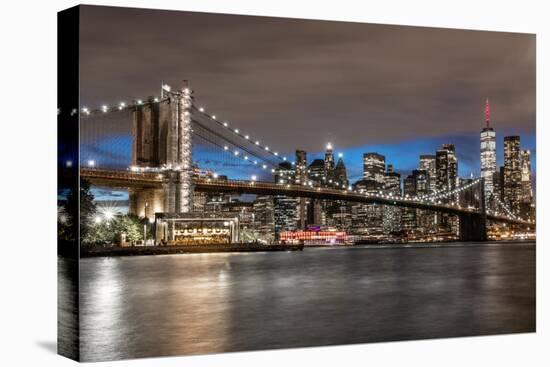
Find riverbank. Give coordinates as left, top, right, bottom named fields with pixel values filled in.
left=80, top=243, right=304, bottom=257
left=79, top=239, right=534, bottom=257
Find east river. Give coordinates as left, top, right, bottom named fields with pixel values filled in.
left=64, top=241, right=535, bottom=361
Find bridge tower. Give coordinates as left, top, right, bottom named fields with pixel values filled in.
left=459, top=178, right=487, bottom=241
left=130, top=82, right=194, bottom=217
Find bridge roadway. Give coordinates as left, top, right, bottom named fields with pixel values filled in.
left=80, top=168, right=532, bottom=227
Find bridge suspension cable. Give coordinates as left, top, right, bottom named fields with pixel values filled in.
left=417, top=178, right=482, bottom=202
left=191, top=101, right=290, bottom=163
left=490, top=194, right=517, bottom=220
left=192, top=120, right=277, bottom=174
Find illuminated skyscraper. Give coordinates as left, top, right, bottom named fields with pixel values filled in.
left=480, top=98, right=497, bottom=201
left=436, top=144, right=458, bottom=203
left=519, top=149, right=534, bottom=220
left=384, top=164, right=401, bottom=195
left=308, top=157, right=327, bottom=225
left=273, top=162, right=298, bottom=234
left=363, top=152, right=386, bottom=183
left=503, top=136, right=522, bottom=215
left=308, top=159, right=325, bottom=186
left=334, top=155, right=349, bottom=187
left=295, top=150, right=308, bottom=229
left=324, top=143, right=335, bottom=183
left=436, top=144, right=458, bottom=235
left=295, top=150, right=307, bottom=185
left=383, top=164, right=401, bottom=234
left=419, top=155, right=436, bottom=193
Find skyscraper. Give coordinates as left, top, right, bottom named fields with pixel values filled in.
left=273, top=162, right=298, bottom=234
left=419, top=155, right=436, bottom=193
left=384, top=164, right=401, bottom=195
left=324, top=143, right=335, bottom=183
left=363, top=153, right=386, bottom=183
left=519, top=149, right=534, bottom=220
left=436, top=144, right=458, bottom=235
left=480, top=98, right=497, bottom=200
left=436, top=144, right=458, bottom=203
left=503, top=136, right=522, bottom=215
left=383, top=164, right=401, bottom=234
left=252, top=195, right=274, bottom=242
left=328, top=154, right=352, bottom=230
left=295, top=150, right=308, bottom=229
left=418, top=156, right=437, bottom=232
left=308, top=159, right=325, bottom=186
left=334, top=154, right=349, bottom=187
left=308, top=157, right=327, bottom=225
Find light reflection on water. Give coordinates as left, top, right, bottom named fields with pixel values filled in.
left=78, top=242, right=535, bottom=362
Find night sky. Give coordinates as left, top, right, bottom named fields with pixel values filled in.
left=79, top=5, right=536, bottom=184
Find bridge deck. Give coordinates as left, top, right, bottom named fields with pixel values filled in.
left=79, top=168, right=532, bottom=226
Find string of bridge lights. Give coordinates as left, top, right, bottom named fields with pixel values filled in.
left=492, top=195, right=517, bottom=220
left=59, top=97, right=165, bottom=117
left=68, top=98, right=293, bottom=168
left=192, top=129, right=277, bottom=175
left=191, top=103, right=292, bottom=164
left=63, top=98, right=522, bottom=221
left=417, top=178, right=482, bottom=202
left=63, top=96, right=290, bottom=171
left=66, top=96, right=282, bottom=175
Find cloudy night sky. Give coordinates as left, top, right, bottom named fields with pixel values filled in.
left=79, top=5, right=535, bottom=185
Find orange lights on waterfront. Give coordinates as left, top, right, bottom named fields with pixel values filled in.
left=280, top=230, right=348, bottom=244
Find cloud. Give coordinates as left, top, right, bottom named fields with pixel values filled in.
left=79, top=6, right=535, bottom=178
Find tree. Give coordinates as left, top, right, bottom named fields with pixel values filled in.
left=61, top=178, right=97, bottom=244
left=82, top=214, right=147, bottom=246
left=64, top=178, right=97, bottom=245
left=111, top=214, right=143, bottom=243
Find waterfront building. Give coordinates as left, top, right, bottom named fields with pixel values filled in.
left=419, top=154, right=437, bottom=193
left=295, top=150, right=308, bottom=184
left=480, top=98, right=497, bottom=200
left=363, top=152, right=386, bottom=183
left=274, top=162, right=298, bottom=234
left=334, top=155, right=349, bottom=188
left=308, top=159, right=326, bottom=186
left=295, top=149, right=308, bottom=229
left=435, top=144, right=458, bottom=235
left=520, top=149, right=534, bottom=220
left=324, top=143, right=335, bottom=183
left=436, top=144, right=458, bottom=204
left=503, top=136, right=522, bottom=216
left=412, top=169, right=429, bottom=196
left=401, top=174, right=417, bottom=231
left=252, top=195, right=275, bottom=242
left=327, top=155, right=352, bottom=230
left=221, top=201, right=255, bottom=232
left=307, top=158, right=327, bottom=226
left=204, top=193, right=233, bottom=213
left=384, top=164, right=401, bottom=195
left=352, top=179, right=384, bottom=235
left=382, top=164, right=401, bottom=234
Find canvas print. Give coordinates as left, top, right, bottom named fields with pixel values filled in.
left=58, top=5, right=536, bottom=362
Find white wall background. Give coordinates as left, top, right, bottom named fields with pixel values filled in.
left=0, top=0, right=548, bottom=366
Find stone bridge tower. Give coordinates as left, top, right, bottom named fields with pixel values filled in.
left=130, top=83, right=194, bottom=218
left=458, top=178, right=487, bottom=241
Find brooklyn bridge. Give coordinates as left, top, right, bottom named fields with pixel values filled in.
left=72, top=82, right=533, bottom=242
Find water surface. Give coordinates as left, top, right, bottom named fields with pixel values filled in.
left=79, top=242, right=535, bottom=361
